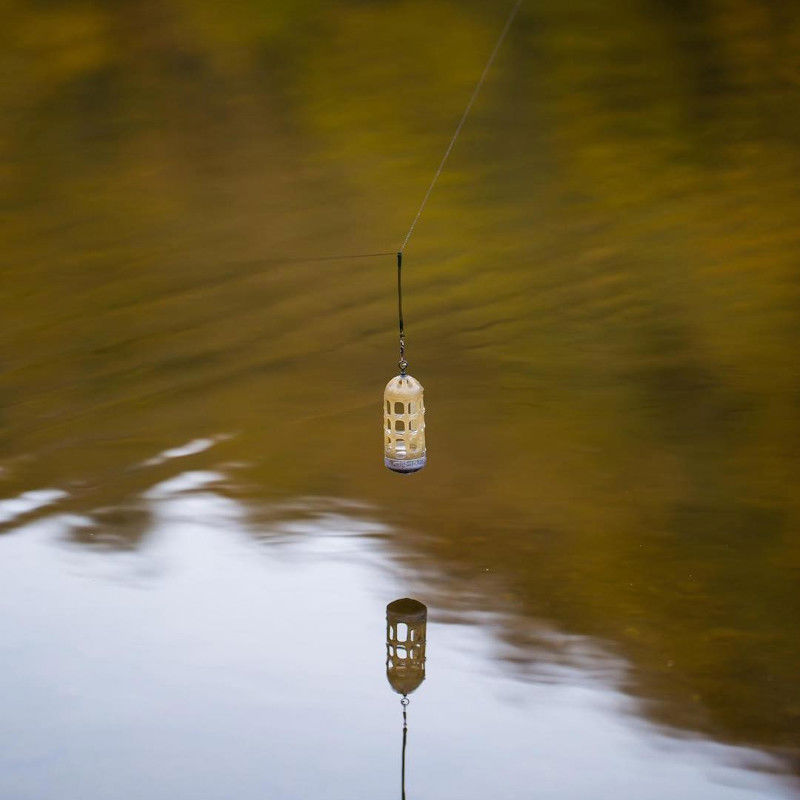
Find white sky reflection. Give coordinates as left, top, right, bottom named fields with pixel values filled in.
left=0, top=474, right=795, bottom=800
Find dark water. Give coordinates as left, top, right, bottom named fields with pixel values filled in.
left=1, top=1, right=799, bottom=797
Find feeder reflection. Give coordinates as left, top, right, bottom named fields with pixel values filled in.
left=386, top=598, right=427, bottom=799
left=386, top=598, right=427, bottom=695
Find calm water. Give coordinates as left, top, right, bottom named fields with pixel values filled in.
left=1, top=1, right=799, bottom=797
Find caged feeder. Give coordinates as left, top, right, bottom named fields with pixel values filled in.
left=385, top=598, right=427, bottom=697
left=384, top=374, right=426, bottom=474
left=384, top=251, right=427, bottom=474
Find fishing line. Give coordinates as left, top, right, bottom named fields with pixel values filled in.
left=271, top=1, right=522, bottom=287
left=398, top=0, right=523, bottom=254
left=401, top=696, right=409, bottom=800
left=392, top=0, right=521, bottom=379
left=289, top=0, right=522, bottom=264
left=280, top=250, right=395, bottom=263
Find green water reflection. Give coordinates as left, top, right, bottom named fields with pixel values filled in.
left=1, top=0, right=799, bottom=763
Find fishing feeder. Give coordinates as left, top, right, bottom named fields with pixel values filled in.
left=385, top=598, right=427, bottom=697
left=384, top=374, right=426, bottom=473
left=378, top=0, right=522, bottom=475
left=384, top=251, right=427, bottom=473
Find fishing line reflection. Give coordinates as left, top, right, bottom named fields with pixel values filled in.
left=385, top=598, right=427, bottom=800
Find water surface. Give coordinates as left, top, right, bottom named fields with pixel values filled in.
left=1, top=0, right=799, bottom=796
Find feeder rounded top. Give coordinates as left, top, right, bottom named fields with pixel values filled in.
left=386, top=597, right=427, bottom=621
left=384, top=374, right=424, bottom=398
left=387, top=670, right=426, bottom=696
